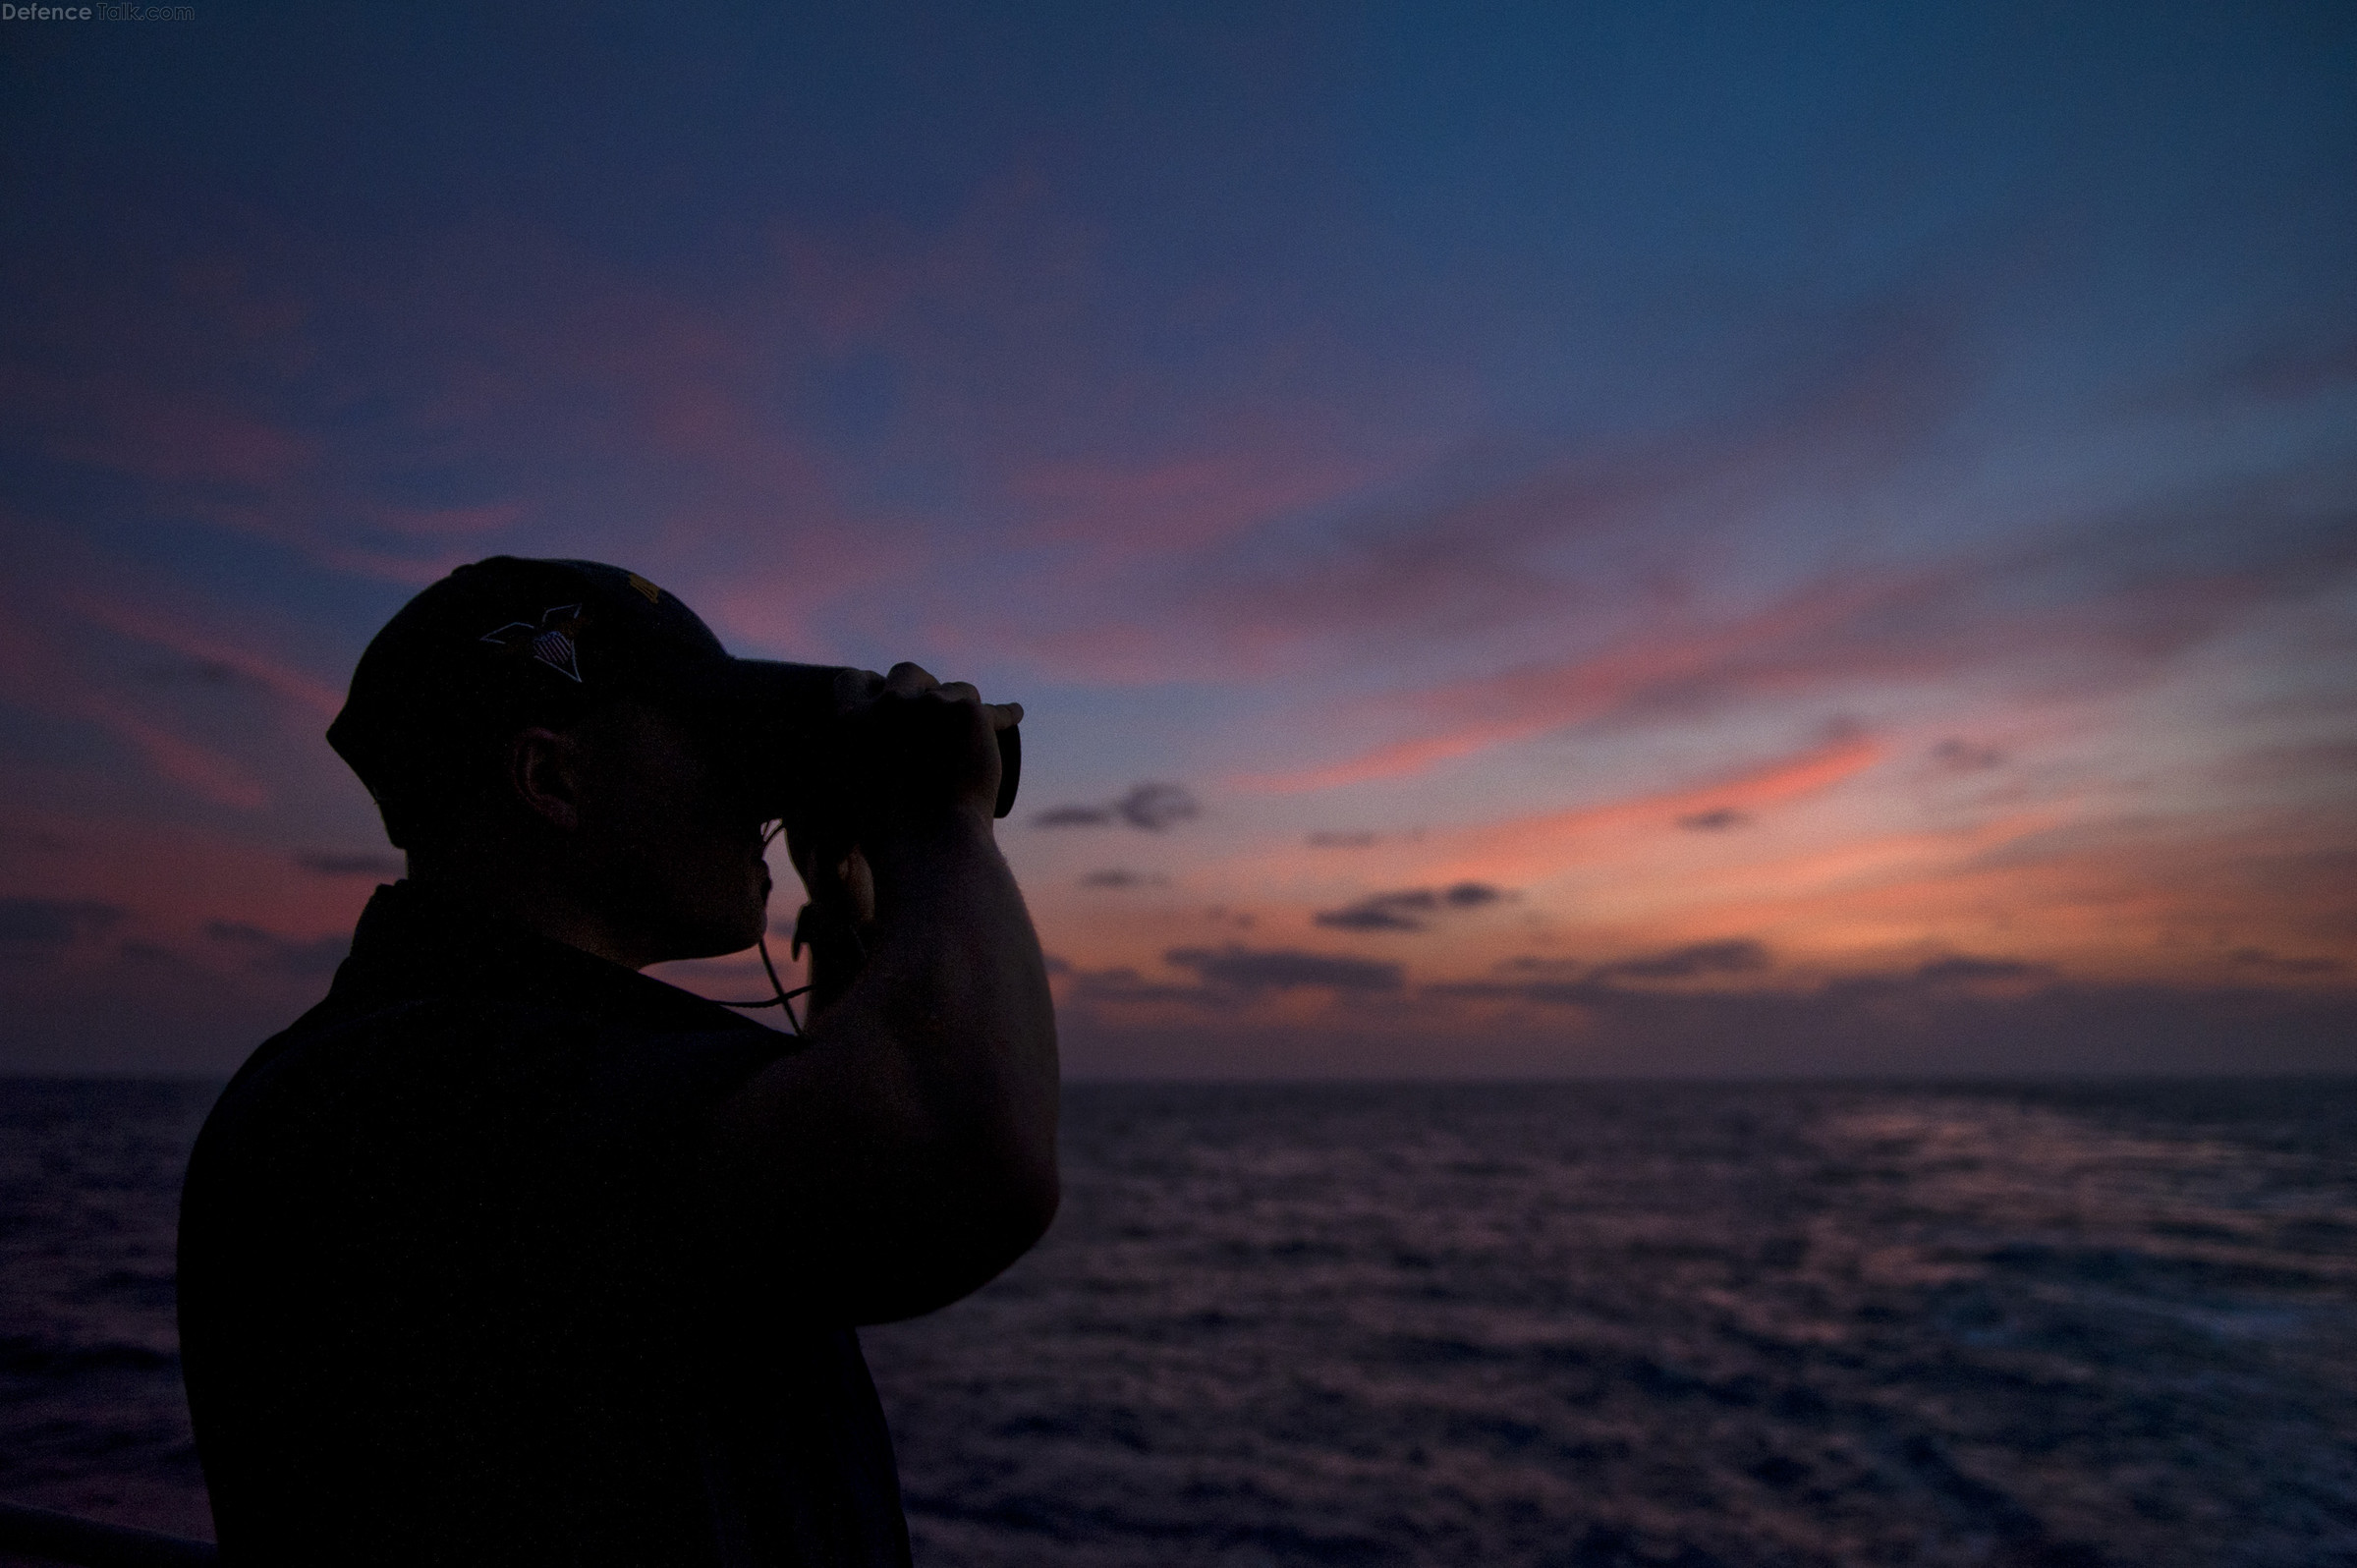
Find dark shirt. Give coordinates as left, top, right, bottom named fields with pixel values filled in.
left=178, top=881, right=911, bottom=1567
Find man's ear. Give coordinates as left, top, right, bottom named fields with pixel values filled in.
left=509, top=726, right=588, bottom=832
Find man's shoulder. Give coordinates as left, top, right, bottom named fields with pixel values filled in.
left=191, top=881, right=794, bottom=1206
left=202, top=969, right=789, bottom=1183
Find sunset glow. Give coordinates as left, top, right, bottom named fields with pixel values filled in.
left=2, top=4, right=2351, bottom=1075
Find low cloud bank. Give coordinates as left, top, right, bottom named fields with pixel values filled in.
left=1315, top=882, right=1508, bottom=932
left=1049, top=938, right=2357, bottom=1079
left=1081, top=868, right=1171, bottom=889
left=0, top=897, right=128, bottom=946
left=1166, top=944, right=1405, bottom=994
left=296, top=850, right=405, bottom=878
left=1035, top=782, right=1202, bottom=831
left=206, top=922, right=351, bottom=978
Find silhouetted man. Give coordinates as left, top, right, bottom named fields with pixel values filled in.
left=177, top=558, right=1059, bottom=1566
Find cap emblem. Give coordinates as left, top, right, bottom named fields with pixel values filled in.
left=480, top=603, right=588, bottom=683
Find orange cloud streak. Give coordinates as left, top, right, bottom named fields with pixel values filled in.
left=1233, top=576, right=1911, bottom=794
left=1427, top=732, right=1886, bottom=884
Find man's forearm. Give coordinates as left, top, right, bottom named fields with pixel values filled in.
left=706, top=810, right=1060, bottom=1322
left=833, top=811, right=1060, bottom=1192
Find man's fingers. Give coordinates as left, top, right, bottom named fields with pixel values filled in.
left=830, top=666, right=887, bottom=713
left=877, top=669, right=1018, bottom=734
left=823, top=662, right=1023, bottom=828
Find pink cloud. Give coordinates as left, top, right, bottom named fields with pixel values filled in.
left=65, top=592, right=346, bottom=720
left=1006, top=445, right=1385, bottom=555
left=82, top=700, right=271, bottom=811
left=0, top=803, right=373, bottom=969
left=1223, top=506, right=2349, bottom=796
left=1424, top=731, right=1887, bottom=884
left=360, top=500, right=532, bottom=540
left=1235, top=576, right=1913, bottom=793
left=1144, top=302, right=1967, bottom=660
left=0, top=592, right=286, bottom=812
left=0, top=363, right=312, bottom=489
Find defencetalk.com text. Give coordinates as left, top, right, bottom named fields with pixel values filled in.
left=2, top=4, right=195, bottom=18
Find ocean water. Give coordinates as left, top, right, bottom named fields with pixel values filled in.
left=3, top=1081, right=2354, bottom=1567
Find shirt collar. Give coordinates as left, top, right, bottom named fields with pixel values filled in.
left=327, top=879, right=761, bottom=1034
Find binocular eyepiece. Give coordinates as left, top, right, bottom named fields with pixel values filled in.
left=723, top=661, right=1023, bottom=826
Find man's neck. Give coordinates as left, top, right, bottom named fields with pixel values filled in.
left=402, top=858, right=651, bottom=971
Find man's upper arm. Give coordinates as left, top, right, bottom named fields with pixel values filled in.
left=699, top=1025, right=1060, bottom=1325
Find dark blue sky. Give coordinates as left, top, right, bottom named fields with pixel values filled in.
left=2, top=1, right=2352, bottom=1074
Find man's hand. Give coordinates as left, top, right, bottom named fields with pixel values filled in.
left=833, top=661, right=1023, bottom=837
left=784, top=663, right=1023, bottom=977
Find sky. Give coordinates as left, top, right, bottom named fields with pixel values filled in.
left=1, top=1, right=2352, bottom=1077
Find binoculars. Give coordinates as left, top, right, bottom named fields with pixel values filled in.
left=724, top=661, right=1023, bottom=826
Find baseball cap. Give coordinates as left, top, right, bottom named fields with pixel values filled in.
left=326, top=556, right=786, bottom=845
